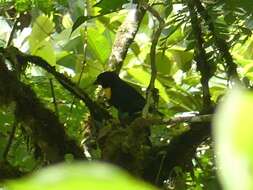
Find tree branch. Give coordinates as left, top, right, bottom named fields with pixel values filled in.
left=131, top=114, right=212, bottom=128
left=6, top=18, right=18, bottom=47
left=0, top=59, right=85, bottom=162
left=156, top=122, right=211, bottom=186
left=142, top=5, right=165, bottom=117
left=108, top=3, right=146, bottom=73
left=187, top=0, right=213, bottom=113
left=194, top=0, right=240, bottom=83
left=49, top=78, right=59, bottom=118
left=1, top=46, right=111, bottom=122
left=153, top=114, right=212, bottom=126
left=140, top=117, right=212, bottom=185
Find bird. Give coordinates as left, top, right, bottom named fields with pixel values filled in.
left=94, top=71, right=146, bottom=119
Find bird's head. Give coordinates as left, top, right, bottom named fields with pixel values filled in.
left=94, top=71, right=119, bottom=88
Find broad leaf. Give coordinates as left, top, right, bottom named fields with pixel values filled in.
left=87, top=27, right=112, bottom=64
left=7, top=162, right=157, bottom=190
left=214, top=88, right=253, bottom=190
left=127, top=67, right=170, bottom=103
left=29, top=15, right=55, bottom=65
left=94, top=0, right=129, bottom=14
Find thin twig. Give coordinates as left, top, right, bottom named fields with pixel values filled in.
left=141, top=3, right=164, bottom=23
left=49, top=78, right=59, bottom=118
left=155, top=153, right=166, bottom=185
left=142, top=4, right=165, bottom=117
left=6, top=18, right=18, bottom=47
left=68, top=60, right=85, bottom=115
left=68, top=2, right=88, bottom=117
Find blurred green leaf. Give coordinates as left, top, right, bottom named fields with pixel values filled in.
left=15, top=0, right=31, bottom=12
left=7, top=162, right=157, bottom=190
left=214, top=88, right=253, bottom=190
left=34, top=0, right=53, bottom=14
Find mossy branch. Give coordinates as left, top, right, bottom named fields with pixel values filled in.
left=1, top=46, right=111, bottom=122
left=187, top=0, right=212, bottom=113
left=194, top=0, right=240, bottom=83
left=0, top=59, right=85, bottom=162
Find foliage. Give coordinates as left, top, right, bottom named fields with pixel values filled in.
left=0, top=0, right=252, bottom=189
left=6, top=162, right=158, bottom=190
left=214, top=88, right=253, bottom=190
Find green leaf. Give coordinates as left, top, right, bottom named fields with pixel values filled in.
left=224, top=12, right=236, bottom=25
left=127, top=67, right=170, bottom=103
left=225, top=0, right=253, bottom=13
left=185, top=40, right=196, bottom=51
left=34, top=0, right=53, bottom=14
left=62, top=14, right=73, bottom=29
left=145, top=52, right=175, bottom=75
left=170, top=48, right=193, bottom=72
left=214, top=88, right=253, bottom=190
left=163, top=26, right=184, bottom=46
left=87, top=27, right=112, bottom=63
left=94, top=0, right=129, bottom=14
left=29, top=15, right=55, bottom=47
left=210, top=86, right=226, bottom=102
left=7, top=162, right=157, bottom=190
left=240, top=27, right=252, bottom=36
left=164, top=1, right=173, bottom=17
left=233, top=54, right=253, bottom=66
left=28, top=15, right=55, bottom=65
left=71, top=16, right=89, bottom=35
left=130, top=42, right=141, bottom=56
left=31, top=40, right=56, bottom=66
left=56, top=53, right=81, bottom=70
left=166, top=89, right=199, bottom=111
left=15, top=0, right=31, bottom=12
left=63, top=36, right=83, bottom=52
left=74, top=60, right=103, bottom=88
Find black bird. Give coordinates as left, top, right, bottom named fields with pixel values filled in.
left=94, top=71, right=146, bottom=117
